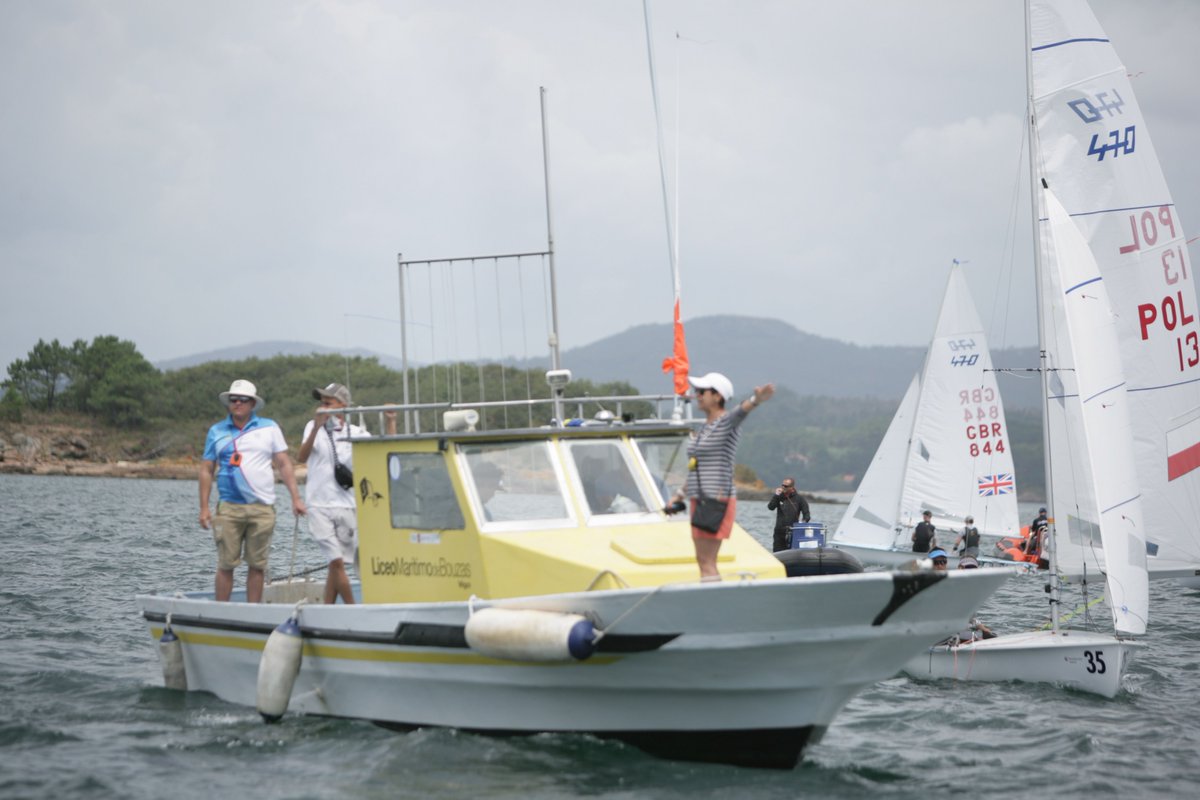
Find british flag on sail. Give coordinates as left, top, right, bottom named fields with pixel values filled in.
left=978, top=474, right=1015, bottom=497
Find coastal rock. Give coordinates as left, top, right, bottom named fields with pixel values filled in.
left=10, top=432, right=43, bottom=462
left=0, top=436, right=6, bottom=461
left=51, top=436, right=90, bottom=460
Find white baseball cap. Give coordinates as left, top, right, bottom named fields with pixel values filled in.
left=689, top=372, right=734, bottom=402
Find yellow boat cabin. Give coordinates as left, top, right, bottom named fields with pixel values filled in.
left=347, top=401, right=784, bottom=603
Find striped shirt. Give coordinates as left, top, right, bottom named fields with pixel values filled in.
left=685, top=404, right=749, bottom=499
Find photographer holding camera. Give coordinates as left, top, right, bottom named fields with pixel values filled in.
left=767, top=478, right=810, bottom=552
left=298, top=382, right=395, bottom=605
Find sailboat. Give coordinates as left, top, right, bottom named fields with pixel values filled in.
left=903, top=0, right=1170, bottom=697
left=831, top=264, right=1021, bottom=568
left=1024, top=1, right=1200, bottom=586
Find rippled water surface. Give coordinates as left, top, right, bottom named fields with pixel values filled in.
left=2, top=474, right=1198, bottom=798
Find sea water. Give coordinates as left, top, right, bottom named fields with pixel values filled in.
left=2, top=473, right=1198, bottom=798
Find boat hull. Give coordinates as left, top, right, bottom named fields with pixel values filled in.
left=140, top=570, right=1009, bottom=768
left=901, top=629, right=1142, bottom=699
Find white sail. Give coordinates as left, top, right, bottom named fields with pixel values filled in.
left=834, top=266, right=1020, bottom=558
left=1031, top=0, right=1200, bottom=577
left=835, top=374, right=919, bottom=549
left=1044, top=187, right=1149, bottom=635
left=898, top=266, right=1020, bottom=539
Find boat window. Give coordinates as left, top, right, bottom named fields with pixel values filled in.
left=386, top=452, right=465, bottom=530
left=633, top=435, right=690, bottom=505
left=461, top=442, right=569, bottom=524
left=565, top=440, right=651, bottom=516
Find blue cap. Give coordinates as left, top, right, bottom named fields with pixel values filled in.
left=928, top=548, right=949, bottom=560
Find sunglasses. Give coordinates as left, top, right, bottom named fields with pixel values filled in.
left=228, top=396, right=253, bottom=404
left=933, top=558, right=948, bottom=565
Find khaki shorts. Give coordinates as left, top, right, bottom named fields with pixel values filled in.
left=213, top=501, right=276, bottom=570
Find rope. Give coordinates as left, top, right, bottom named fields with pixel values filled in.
left=591, top=584, right=664, bottom=644
left=584, top=569, right=631, bottom=591
left=286, top=516, right=300, bottom=583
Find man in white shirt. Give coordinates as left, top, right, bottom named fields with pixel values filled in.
left=297, top=383, right=393, bottom=604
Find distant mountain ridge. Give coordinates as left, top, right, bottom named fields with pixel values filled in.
left=157, top=316, right=1041, bottom=409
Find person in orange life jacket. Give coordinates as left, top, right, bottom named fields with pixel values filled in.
left=199, top=379, right=305, bottom=603
left=912, top=510, right=937, bottom=553
left=297, top=383, right=396, bottom=605
left=767, top=477, right=810, bottom=552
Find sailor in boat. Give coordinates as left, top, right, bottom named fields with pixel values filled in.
left=1022, top=522, right=1049, bottom=569
left=767, top=477, right=810, bottom=552
left=296, top=383, right=396, bottom=605
left=928, top=547, right=950, bottom=571
left=954, top=516, right=981, bottom=559
left=665, top=372, right=775, bottom=580
left=911, top=509, right=937, bottom=553
left=198, top=379, right=306, bottom=603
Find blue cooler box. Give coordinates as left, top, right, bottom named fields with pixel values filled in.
left=789, top=522, right=826, bottom=549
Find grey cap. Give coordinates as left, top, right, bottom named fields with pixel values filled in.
left=313, top=382, right=351, bottom=405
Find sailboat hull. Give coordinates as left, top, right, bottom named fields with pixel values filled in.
left=902, top=629, right=1142, bottom=698
left=139, top=570, right=1008, bottom=768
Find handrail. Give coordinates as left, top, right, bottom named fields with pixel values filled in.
left=329, top=393, right=694, bottom=436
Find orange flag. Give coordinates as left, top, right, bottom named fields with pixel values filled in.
left=661, top=298, right=690, bottom=395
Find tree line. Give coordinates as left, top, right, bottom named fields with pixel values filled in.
left=2, top=337, right=1046, bottom=497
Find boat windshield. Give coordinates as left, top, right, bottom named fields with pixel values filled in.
left=633, top=434, right=690, bottom=505
left=564, top=440, right=652, bottom=517
left=460, top=441, right=570, bottom=525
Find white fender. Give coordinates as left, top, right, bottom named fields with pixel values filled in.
left=256, top=616, right=303, bottom=722
left=158, top=626, right=187, bottom=691
left=464, top=608, right=596, bottom=662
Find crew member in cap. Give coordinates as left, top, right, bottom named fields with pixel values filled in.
left=666, top=371, right=775, bottom=580
left=297, top=383, right=395, bottom=604
left=955, top=515, right=981, bottom=558
left=199, top=380, right=305, bottom=603
left=912, top=509, right=937, bottom=553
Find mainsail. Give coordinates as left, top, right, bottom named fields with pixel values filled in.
left=1031, top=0, right=1200, bottom=577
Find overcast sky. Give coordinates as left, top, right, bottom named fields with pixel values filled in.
left=3, top=0, right=1198, bottom=383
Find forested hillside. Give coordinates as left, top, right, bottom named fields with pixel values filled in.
left=2, top=337, right=1046, bottom=498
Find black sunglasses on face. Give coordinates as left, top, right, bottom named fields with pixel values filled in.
left=228, top=396, right=253, bottom=404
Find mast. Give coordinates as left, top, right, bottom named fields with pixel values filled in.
left=539, top=86, right=562, bottom=372
left=397, top=252, right=411, bottom=434
left=1024, top=0, right=1059, bottom=633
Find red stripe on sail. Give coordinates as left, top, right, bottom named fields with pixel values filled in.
left=661, top=298, right=690, bottom=396
left=1167, top=440, right=1200, bottom=481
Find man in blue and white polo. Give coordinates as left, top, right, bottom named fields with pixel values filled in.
left=199, top=379, right=306, bottom=602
